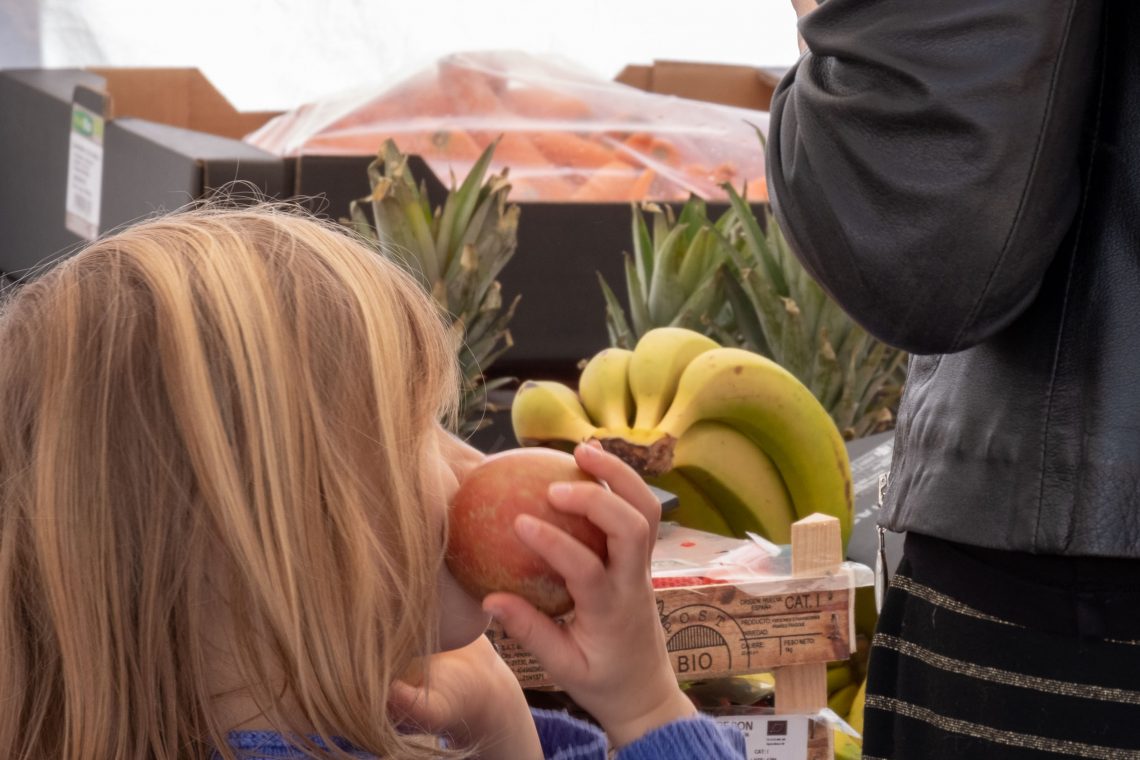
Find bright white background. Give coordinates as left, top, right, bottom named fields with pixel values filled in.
left=1, top=0, right=802, bottom=111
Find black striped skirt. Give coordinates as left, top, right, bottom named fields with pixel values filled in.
left=863, top=532, right=1140, bottom=759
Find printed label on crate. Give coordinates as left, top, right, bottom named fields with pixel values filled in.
left=486, top=581, right=851, bottom=688
left=66, top=103, right=104, bottom=241
left=713, top=714, right=808, bottom=760
left=658, top=583, right=850, bottom=678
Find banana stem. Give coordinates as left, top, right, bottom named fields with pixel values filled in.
left=594, top=434, right=677, bottom=476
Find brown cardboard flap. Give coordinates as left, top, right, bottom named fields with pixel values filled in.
left=616, top=60, right=786, bottom=112
left=89, top=67, right=279, bottom=139
left=614, top=64, right=652, bottom=92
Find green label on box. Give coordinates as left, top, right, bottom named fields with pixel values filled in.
left=71, top=105, right=104, bottom=141
left=66, top=103, right=105, bottom=240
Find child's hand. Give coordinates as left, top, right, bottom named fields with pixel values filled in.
left=483, top=443, right=697, bottom=749
left=389, top=635, right=542, bottom=759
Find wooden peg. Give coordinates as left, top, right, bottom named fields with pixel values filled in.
left=775, top=514, right=843, bottom=716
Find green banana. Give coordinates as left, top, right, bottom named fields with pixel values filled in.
left=511, top=380, right=598, bottom=447
left=671, top=421, right=796, bottom=543
left=628, top=327, right=719, bottom=431
left=578, top=348, right=635, bottom=430
left=654, top=348, right=853, bottom=544
left=647, top=470, right=733, bottom=535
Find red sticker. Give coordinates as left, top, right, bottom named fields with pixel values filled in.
left=651, top=575, right=726, bottom=589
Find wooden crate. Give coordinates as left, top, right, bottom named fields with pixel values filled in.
left=487, top=514, right=850, bottom=756
left=487, top=572, right=852, bottom=687
left=485, top=515, right=852, bottom=756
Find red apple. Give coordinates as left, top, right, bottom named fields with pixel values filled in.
left=446, top=447, right=608, bottom=616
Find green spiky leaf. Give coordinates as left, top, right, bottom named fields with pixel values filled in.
left=631, top=204, right=653, bottom=304
left=598, top=271, right=636, bottom=349
left=624, top=252, right=653, bottom=337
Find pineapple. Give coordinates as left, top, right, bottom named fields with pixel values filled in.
left=348, top=139, right=520, bottom=437
left=598, top=197, right=735, bottom=348
left=718, top=185, right=906, bottom=439
left=598, top=187, right=905, bottom=439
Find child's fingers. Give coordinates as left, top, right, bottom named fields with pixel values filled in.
left=574, top=444, right=661, bottom=557
left=483, top=590, right=585, bottom=679
left=546, top=481, right=654, bottom=579
left=513, top=514, right=613, bottom=614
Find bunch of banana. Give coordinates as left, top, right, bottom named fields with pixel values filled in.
left=827, top=661, right=861, bottom=716
left=825, top=636, right=869, bottom=757
left=511, top=326, right=853, bottom=544
left=829, top=666, right=867, bottom=759
left=833, top=728, right=863, bottom=760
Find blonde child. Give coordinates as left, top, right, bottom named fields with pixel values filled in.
left=0, top=207, right=744, bottom=759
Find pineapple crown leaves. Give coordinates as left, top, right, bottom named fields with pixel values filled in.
left=597, top=270, right=637, bottom=349
left=368, top=148, right=439, bottom=283
left=594, top=120, right=907, bottom=439
left=601, top=197, right=733, bottom=344
left=721, top=182, right=832, bottom=379
left=719, top=265, right=771, bottom=356
left=716, top=178, right=907, bottom=437
left=623, top=250, right=653, bottom=339
left=670, top=267, right=725, bottom=333
left=461, top=286, right=520, bottom=377
left=631, top=202, right=654, bottom=307
left=646, top=223, right=689, bottom=325
left=723, top=183, right=789, bottom=300
left=352, top=139, right=519, bottom=317
left=348, top=137, right=521, bottom=436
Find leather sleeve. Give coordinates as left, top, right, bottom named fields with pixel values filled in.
left=766, top=0, right=1103, bottom=354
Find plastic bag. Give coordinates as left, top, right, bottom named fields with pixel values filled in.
left=651, top=523, right=874, bottom=592
left=245, top=51, right=770, bottom=203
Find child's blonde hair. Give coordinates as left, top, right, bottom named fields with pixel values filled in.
left=0, top=206, right=461, bottom=759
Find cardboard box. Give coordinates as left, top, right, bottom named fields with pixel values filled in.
left=0, top=68, right=290, bottom=275
left=616, top=60, right=788, bottom=112
left=486, top=525, right=855, bottom=689
left=0, top=68, right=626, bottom=374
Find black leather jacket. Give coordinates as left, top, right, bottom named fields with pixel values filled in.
left=767, top=0, right=1139, bottom=557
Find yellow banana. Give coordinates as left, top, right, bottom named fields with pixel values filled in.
left=628, top=327, right=719, bottom=431
left=578, top=348, right=635, bottom=430
left=847, top=676, right=867, bottom=735
left=647, top=470, right=733, bottom=535
left=828, top=680, right=860, bottom=716
left=655, top=348, right=853, bottom=543
left=511, top=380, right=598, bottom=447
left=671, top=421, right=795, bottom=543
left=834, top=729, right=863, bottom=760
left=827, top=661, right=856, bottom=695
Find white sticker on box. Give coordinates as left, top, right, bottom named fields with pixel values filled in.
left=65, top=103, right=104, bottom=241
left=713, top=714, right=808, bottom=760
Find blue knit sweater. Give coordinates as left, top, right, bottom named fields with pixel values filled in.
left=220, top=708, right=745, bottom=759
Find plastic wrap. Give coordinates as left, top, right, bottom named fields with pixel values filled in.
left=652, top=523, right=874, bottom=593
left=245, top=51, right=770, bottom=203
